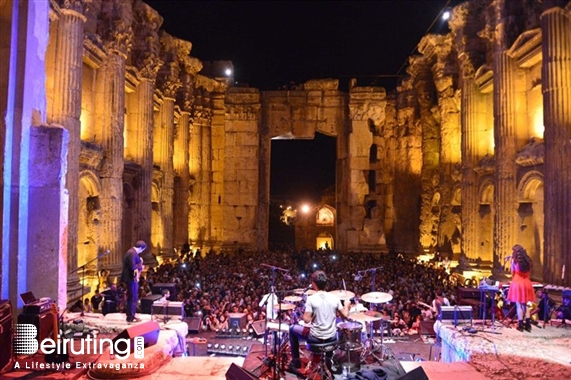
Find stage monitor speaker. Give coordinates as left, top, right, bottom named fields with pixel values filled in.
left=112, top=321, right=160, bottom=353
left=251, top=320, right=265, bottom=337
left=141, top=294, right=162, bottom=314
left=420, top=320, right=436, bottom=337
left=225, top=363, right=258, bottom=380
left=396, top=366, right=429, bottom=380
left=0, top=300, right=13, bottom=372
left=228, top=313, right=247, bottom=330
left=17, top=310, right=55, bottom=343
left=184, top=317, right=201, bottom=334
left=151, top=283, right=177, bottom=301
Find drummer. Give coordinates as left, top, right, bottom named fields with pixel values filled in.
left=287, top=270, right=351, bottom=375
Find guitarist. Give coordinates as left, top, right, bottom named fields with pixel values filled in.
left=121, top=240, right=146, bottom=323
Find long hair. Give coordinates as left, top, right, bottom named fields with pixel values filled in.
left=513, top=244, right=531, bottom=273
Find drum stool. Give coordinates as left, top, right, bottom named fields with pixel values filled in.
left=304, top=338, right=339, bottom=380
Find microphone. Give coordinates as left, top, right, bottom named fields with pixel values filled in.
left=303, top=285, right=313, bottom=293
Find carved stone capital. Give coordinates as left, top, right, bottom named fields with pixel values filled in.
left=132, top=1, right=163, bottom=80
left=182, top=56, right=203, bottom=76
left=59, top=0, right=86, bottom=14
left=158, top=76, right=182, bottom=99
left=97, top=1, right=133, bottom=58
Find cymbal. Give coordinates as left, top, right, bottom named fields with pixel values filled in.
left=349, top=312, right=382, bottom=322
left=364, top=310, right=383, bottom=318
left=284, top=295, right=302, bottom=302
left=329, top=290, right=355, bottom=300
left=360, top=292, right=393, bottom=304
left=293, top=288, right=316, bottom=295
left=274, top=303, right=296, bottom=311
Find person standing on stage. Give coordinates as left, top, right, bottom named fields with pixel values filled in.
left=121, top=240, right=146, bottom=323
left=287, top=270, right=350, bottom=374
left=506, top=244, right=535, bottom=332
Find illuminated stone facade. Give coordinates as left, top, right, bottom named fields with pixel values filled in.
left=1, top=0, right=570, bottom=310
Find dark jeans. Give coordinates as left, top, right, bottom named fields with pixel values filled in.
left=126, top=280, right=138, bottom=321
left=289, top=324, right=336, bottom=363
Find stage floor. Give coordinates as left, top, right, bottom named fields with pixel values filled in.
left=3, top=313, right=571, bottom=379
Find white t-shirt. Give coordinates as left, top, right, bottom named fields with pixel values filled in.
left=305, top=290, right=343, bottom=340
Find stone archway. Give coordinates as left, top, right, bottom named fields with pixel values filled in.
left=78, top=171, right=102, bottom=291
left=477, top=178, right=494, bottom=262
left=517, top=171, right=544, bottom=281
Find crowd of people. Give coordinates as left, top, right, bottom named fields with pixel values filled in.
left=92, top=247, right=461, bottom=336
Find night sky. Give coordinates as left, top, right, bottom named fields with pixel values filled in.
left=146, top=0, right=458, bottom=202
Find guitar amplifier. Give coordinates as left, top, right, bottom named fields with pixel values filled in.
left=23, top=299, right=53, bottom=314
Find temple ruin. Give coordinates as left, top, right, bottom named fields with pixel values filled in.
left=1, top=0, right=570, bottom=310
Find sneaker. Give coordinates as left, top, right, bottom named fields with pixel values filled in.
left=132, top=317, right=142, bottom=323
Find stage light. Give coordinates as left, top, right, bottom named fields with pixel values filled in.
left=300, top=273, right=306, bottom=278
left=225, top=68, right=232, bottom=76
left=301, top=204, right=310, bottom=214
left=182, top=263, right=186, bottom=268
left=196, top=282, right=201, bottom=287
left=312, top=263, right=317, bottom=269
left=442, top=10, right=450, bottom=20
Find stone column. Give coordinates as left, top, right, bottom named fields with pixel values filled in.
left=174, top=56, right=200, bottom=249
left=541, top=2, right=571, bottom=286
left=210, top=88, right=226, bottom=248
left=189, top=103, right=203, bottom=245
left=492, top=1, right=518, bottom=265
left=174, top=110, right=191, bottom=248
left=461, top=77, right=481, bottom=260
left=132, top=77, right=157, bottom=264
left=45, top=1, right=86, bottom=300
left=408, top=55, right=439, bottom=253
left=131, top=1, right=162, bottom=265
left=156, top=93, right=176, bottom=257
left=200, top=104, right=213, bottom=247
left=96, top=10, right=132, bottom=273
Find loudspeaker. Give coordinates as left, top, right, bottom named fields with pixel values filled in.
left=420, top=320, right=436, bottom=337
left=0, top=300, right=13, bottom=372
left=112, top=321, right=160, bottom=353
left=225, top=363, right=258, bottom=380
left=141, top=294, right=162, bottom=314
left=17, top=310, right=56, bottom=343
left=396, top=366, right=429, bottom=380
left=151, top=301, right=184, bottom=319
left=251, top=320, right=265, bottom=337
left=184, top=317, right=201, bottom=334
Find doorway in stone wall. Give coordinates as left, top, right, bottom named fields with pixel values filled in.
left=269, top=132, right=336, bottom=250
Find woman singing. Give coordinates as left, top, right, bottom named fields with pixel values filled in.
left=506, top=244, right=535, bottom=332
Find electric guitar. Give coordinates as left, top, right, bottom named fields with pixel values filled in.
left=134, top=256, right=144, bottom=282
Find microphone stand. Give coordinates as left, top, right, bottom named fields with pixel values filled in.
left=259, top=264, right=289, bottom=380
left=69, top=250, right=110, bottom=317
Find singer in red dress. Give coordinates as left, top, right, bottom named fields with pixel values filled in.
left=506, top=244, right=535, bottom=332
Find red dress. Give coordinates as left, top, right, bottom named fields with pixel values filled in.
left=507, top=266, right=535, bottom=303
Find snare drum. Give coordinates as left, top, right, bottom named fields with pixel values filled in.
left=337, top=321, right=363, bottom=350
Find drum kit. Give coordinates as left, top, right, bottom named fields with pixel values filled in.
left=261, top=285, right=394, bottom=376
